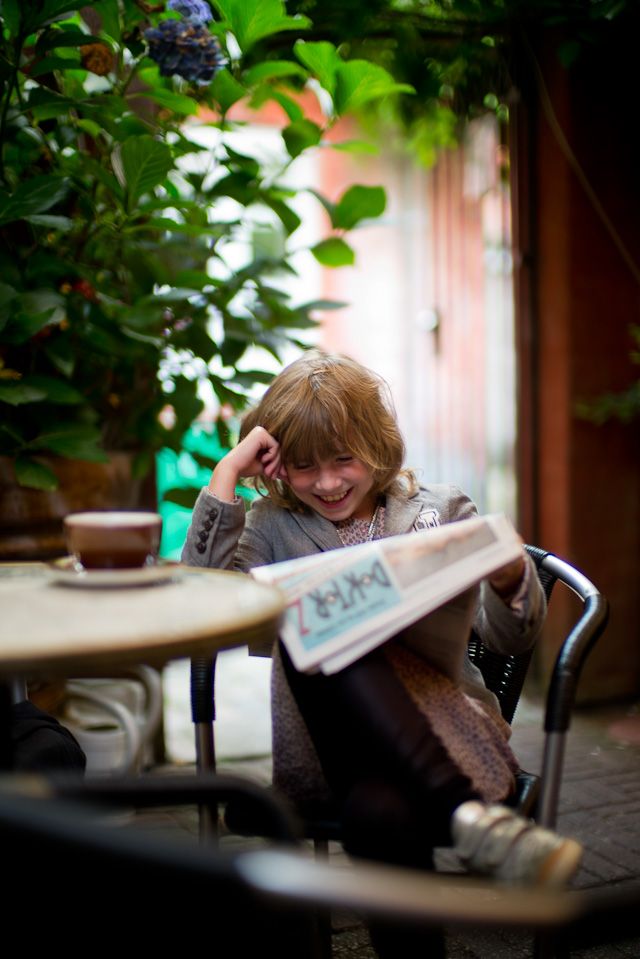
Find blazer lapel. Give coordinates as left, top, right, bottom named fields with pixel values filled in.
left=289, top=508, right=344, bottom=552
left=384, top=492, right=423, bottom=536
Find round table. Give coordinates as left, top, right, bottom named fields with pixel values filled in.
left=0, top=563, right=285, bottom=676
left=1, top=562, right=285, bottom=836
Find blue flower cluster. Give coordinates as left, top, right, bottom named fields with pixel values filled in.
left=145, top=15, right=225, bottom=86
left=167, top=0, right=212, bottom=21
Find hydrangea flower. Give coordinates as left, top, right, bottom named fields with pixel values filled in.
left=145, top=17, right=225, bottom=86
left=167, top=0, right=213, bottom=20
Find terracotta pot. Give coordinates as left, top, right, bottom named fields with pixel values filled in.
left=0, top=453, right=157, bottom=561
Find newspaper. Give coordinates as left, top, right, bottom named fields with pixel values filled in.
left=250, top=513, right=523, bottom=677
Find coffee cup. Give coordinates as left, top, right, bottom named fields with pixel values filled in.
left=64, top=511, right=163, bottom=570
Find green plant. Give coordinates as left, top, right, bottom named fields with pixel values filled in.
left=576, top=324, right=640, bottom=426
left=284, top=0, right=633, bottom=163
left=0, top=0, right=411, bottom=490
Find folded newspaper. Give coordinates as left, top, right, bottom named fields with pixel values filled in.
left=250, top=513, right=523, bottom=678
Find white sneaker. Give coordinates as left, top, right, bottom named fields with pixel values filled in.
left=451, top=801, right=582, bottom=887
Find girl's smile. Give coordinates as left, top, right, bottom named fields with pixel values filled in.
left=285, top=453, right=377, bottom=521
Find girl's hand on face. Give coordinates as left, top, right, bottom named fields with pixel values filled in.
left=208, top=426, right=288, bottom=501
left=235, top=426, right=289, bottom=482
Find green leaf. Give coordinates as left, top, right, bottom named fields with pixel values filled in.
left=122, top=327, right=165, bottom=348
left=332, top=140, right=379, bottom=155
left=263, top=89, right=304, bottom=123
left=44, top=336, right=75, bottom=379
left=77, top=156, right=124, bottom=205
left=212, top=0, right=311, bottom=53
left=282, top=119, right=322, bottom=159
left=0, top=383, right=48, bottom=406
left=0, top=422, right=25, bottom=447
left=32, top=425, right=109, bottom=461
left=333, top=185, right=386, bottom=230
left=29, top=56, right=81, bottom=77
left=1, top=308, right=60, bottom=344
left=334, top=61, right=415, bottom=115
left=189, top=451, right=222, bottom=472
left=92, top=0, right=121, bottom=40
left=294, top=41, right=341, bottom=97
left=261, top=197, right=301, bottom=235
left=130, top=448, right=152, bottom=481
left=0, top=176, right=69, bottom=226
left=174, top=270, right=216, bottom=290
left=27, top=91, right=89, bottom=121
left=19, top=288, right=66, bottom=311
left=0, top=0, right=87, bottom=35
left=144, top=218, right=218, bottom=236
left=210, top=69, right=247, bottom=113
left=117, top=136, right=174, bottom=209
left=0, top=281, right=18, bottom=313
left=311, top=238, right=355, bottom=267
left=36, top=29, right=104, bottom=55
left=307, top=188, right=336, bottom=226
left=76, top=118, right=103, bottom=138
left=163, top=487, right=200, bottom=509
left=40, top=0, right=89, bottom=25
left=24, top=214, right=74, bottom=231
left=139, top=90, right=200, bottom=117
left=243, top=61, right=308, bottom=86
left=22, top=375, right=85, bottom=405
left=0, top=0, right=21, bottom=37
left=297, top=299, right=349, bottom=312
left=13, top=456, right=59, bottom=492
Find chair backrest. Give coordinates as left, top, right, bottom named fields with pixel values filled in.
left=467, top=544, right=558, bottom=724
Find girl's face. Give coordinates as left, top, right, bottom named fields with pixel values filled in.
left=284, top=448, right=377, bottom=522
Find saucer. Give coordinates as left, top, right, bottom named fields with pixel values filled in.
left=46, top=557, right=183, bottom=588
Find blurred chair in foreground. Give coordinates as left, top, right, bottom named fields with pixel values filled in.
left=1, top=772, right=636, bottom=958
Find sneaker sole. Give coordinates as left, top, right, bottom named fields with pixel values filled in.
left=535, top=838, right=583, bottom=887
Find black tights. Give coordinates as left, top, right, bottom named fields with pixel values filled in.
left=280, top=642, right=480, bottom=957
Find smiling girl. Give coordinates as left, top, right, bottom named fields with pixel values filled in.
left=182, top=349, right=581, bottom=935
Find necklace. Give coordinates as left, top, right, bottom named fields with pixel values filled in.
left=366, top=498, right=382, bottom=541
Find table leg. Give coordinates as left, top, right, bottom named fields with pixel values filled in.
left=0, top=683, right=12, bottom=770
left=190, top=655, right=217, bottom=842
left=0, top=676, right=28, bottom=770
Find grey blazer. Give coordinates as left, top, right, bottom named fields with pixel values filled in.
left=181, top=483, right=546, bottom=712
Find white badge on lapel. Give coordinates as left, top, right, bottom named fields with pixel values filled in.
left=413, top=508, right=439, bottom=531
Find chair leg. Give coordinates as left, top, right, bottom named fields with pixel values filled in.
left=314, top=838, right=333, bottom=958
left=191, top=655, right=218, bottom=842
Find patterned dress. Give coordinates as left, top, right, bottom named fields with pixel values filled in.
left=272, top=507, right=520, bottom=809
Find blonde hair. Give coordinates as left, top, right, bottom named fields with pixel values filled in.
left=240, top=349, right=415, bottom=510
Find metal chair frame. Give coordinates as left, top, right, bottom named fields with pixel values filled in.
left=469, top=546, right=609, bottom=829
left=285, top=546, right=609, bottom=849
